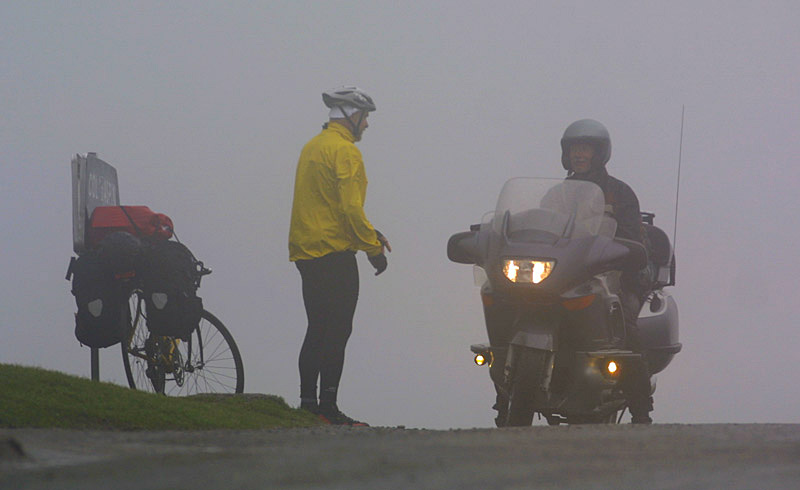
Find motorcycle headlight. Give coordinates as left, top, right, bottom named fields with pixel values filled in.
left=502, top=259, right=555, bottom=284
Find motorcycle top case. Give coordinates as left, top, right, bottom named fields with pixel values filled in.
left=138, top=240, right=203, bottom=340
left=88, top=206, right=173, bottom=248
left=68, top=250, right=127, bottom=348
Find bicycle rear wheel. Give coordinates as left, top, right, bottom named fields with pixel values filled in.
left=121, top=294, right=244, bottom=395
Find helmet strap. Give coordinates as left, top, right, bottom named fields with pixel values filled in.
left=343, top=110, right=364, bottom=139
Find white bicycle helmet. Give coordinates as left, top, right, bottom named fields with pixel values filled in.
left=321, top=86, right=376, bottom=139
left=322, top=86, right=376, bottom=112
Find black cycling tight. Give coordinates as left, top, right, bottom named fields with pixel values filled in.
left=295, top=251, right=359, bottom=403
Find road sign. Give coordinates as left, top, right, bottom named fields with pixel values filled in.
left=72, top=153, right=119, bottom=254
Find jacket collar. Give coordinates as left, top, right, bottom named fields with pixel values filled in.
left=326, top=121, right=356, bottom=142
left=567, top=166, right=609, bottom=189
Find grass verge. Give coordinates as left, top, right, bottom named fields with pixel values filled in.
left=0, top=363, right=320, bottom=430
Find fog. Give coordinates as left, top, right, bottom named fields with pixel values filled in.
left=3, top=2, right=799, bottom=428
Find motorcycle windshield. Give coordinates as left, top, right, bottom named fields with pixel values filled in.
left=493, top=178, right=615, bottom=242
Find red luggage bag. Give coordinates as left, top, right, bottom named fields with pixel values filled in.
left=88, top=206, right=173, bottom=248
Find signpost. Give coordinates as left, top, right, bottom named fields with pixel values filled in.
left=72, top=152, right=119, bottom=254
left=71, top=153, right=120, bottom=380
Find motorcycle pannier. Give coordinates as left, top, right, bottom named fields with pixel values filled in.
left=88, top=206, right=173, bottom=248
left=139, top=240, right=203, bottom=340
left=69, top=251, right=126, bottom=348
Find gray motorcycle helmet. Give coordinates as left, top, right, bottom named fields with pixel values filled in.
left=560, top=119, right=612, bottom=170
left=322, top=86, right=376, bottom=112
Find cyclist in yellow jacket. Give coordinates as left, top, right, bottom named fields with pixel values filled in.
left=289, top=86, right=390, bottom=426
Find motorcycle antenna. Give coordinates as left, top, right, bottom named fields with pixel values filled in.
left=672, top=105, right=685, bottom=253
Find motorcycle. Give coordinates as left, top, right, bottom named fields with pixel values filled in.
left=447, top=178, right=681, bottom=426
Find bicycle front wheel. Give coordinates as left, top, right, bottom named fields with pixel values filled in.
left=122, top=300, right=244, bottom=395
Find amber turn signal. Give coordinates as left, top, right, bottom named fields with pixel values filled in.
left=562, top=294, right=596, bottom=311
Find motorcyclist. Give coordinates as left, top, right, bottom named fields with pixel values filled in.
left=560, top=118, right=654, bottom=424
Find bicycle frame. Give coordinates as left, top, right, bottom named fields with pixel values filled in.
left=118, top=250, right=243, bottom=395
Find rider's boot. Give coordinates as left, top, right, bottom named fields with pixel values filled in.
left=622, top=356, right=654, bottom=424
left=630, top=396, right=654, bottom=424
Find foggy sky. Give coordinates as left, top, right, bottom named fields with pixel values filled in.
left=2, top=1, right=799, bottom=428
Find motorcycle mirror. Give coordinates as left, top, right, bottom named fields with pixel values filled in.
left=447, top=231, right=479, bottom=264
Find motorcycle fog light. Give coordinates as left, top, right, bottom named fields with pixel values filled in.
left=473, top=351, right=492, bottom=367
left=502, top=259, right=554, bottom=284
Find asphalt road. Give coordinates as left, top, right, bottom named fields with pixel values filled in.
left=3, top=424, right=800, bottom=489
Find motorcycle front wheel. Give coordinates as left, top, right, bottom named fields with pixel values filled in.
left=506, top=348, right=550, bottom=426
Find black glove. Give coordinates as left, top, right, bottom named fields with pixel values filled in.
left=368, top=253, right=388, bottom=276
left=373, top=229, right=392, bottom=254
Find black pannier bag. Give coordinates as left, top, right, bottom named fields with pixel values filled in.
left=97, top=231, right=143, bottom=280
left=139, top=240, right=203, bottom=340
left=67, top=231, right=142, bottom=348
left=68, top=250, right=126, bottom=348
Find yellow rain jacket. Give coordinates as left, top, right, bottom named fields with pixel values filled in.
left=289, top=123, right=382, bottom=261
